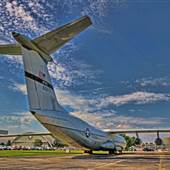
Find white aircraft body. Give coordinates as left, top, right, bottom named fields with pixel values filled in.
left=0, top=16, right=170, bottom=154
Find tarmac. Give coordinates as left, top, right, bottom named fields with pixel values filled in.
left=0, top=152, right=170, bottom=170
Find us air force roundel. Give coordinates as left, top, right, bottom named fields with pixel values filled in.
left=85, top=128, right=90, bottom=138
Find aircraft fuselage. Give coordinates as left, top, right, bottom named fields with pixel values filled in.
left=31, top=106, right=126, bottom=151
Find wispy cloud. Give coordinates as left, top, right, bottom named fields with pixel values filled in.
left=49, top=59, right=102, bottom=88
left=6, top=2, right=34, bottom=22
left=121, top=77, right=170, bottom=91
left=61, top=0, right=126, bottom=34
left=2, top=1, right=51, bottom=36
left=10, top=83, right=27, bottom=95
left=97, top=91, right=170, bottom=107
left=0, top=112, right=34, bottom=125
left=0, top=112, right=45, bottom=134
left=136, top=77, right=170, bottom=87
left=72, top=111, right=164, bottom=130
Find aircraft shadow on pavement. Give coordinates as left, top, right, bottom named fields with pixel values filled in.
left=72, top=154, right=170, bottom=160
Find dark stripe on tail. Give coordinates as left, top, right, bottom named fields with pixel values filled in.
left=25, top=71, right=53, bottom=90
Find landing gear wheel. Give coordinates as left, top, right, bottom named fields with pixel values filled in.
left=118, top=150, right=123, bottom=154
left=84, top=150, right=93, bottom=154
left=109, top=150, right=116, bottom=155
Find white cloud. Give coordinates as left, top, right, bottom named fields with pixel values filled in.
left=4, top=1, right=38, bottom=33
left=2, top=55, right=23, bottom=65
left=48, top=56, right=101, bottom=87
left=0, top=39, right=23, bottom=65
left=98, top=91, right=170, bottom=107
left=136, top=77, right=170, bottom=87
left=6, top=2, right=33, bottom=22
left=55, top=89, right=92, bottom=112
left=0, top=1, right=52, bottom=39
left=0, top=112, right=44, bottom=134
left=11, top=83, right=27, bottom=95
left=121, top=77, right=170, bottom=91
left=48, top=61, right=73, bottom=87
left=72, top=111, right=163, bottom=130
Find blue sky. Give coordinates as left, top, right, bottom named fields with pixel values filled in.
left=0, top=0, right=170, bottom=140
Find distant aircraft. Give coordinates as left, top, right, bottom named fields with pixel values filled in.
left=0, top=16, right=170, bottom=154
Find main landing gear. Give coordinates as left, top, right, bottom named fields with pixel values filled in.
left=109, top=149, right=122, bottom=155
left=84, top=150, right=93, bottom=154
left=84, top=149, right=123, bottom=155
left=108, top=149, right=116, bottom=154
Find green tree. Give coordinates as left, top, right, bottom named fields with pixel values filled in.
left=0, top=142, right=4, bottom=146
left=34, top=139, right=43, bottom=147
left=122, top=134, right=136, bottom=150
left=52, top=139, right=67, bottom=148
left=6, top=140, right=11, bottom=146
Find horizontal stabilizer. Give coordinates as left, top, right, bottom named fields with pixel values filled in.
left=0, top=44, right=21, bottom=55
left=33, top=15, right=92, bottom=54
left=0, top=16, right=92, bottom=57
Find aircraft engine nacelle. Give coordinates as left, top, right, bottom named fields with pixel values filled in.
left=135, top=138, right=142, bottom=145
left=155, top=138, right=163, bottom=145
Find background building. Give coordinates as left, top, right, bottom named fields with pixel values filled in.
left=0, top=130, right=8, bottom=135
left=163, top=137, right=170, bottom=150
left=11, top=133, right=54, bottom=148
left=0, top=132, right=58, bottom=148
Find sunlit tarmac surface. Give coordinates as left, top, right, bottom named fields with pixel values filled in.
left=0, top=152, right=170, bottom=170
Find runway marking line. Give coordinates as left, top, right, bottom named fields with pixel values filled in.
left=159, top=156, right=163, bottom=170
left=90, top=160, right=123, bottom=169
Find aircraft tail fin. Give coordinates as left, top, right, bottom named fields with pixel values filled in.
left=21, top=47, right=59, bottom=112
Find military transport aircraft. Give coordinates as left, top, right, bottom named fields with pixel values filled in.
left=0, top=16, right=170, bottom=154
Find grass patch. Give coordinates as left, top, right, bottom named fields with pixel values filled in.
left=93, top=151, right=108, bottom=154
left=0, top=150, right=84, bottom=157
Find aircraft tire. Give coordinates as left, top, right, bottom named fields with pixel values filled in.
left=84, top=150, right=93, bottom=154
left=109, top=149, right=116, bottom=154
